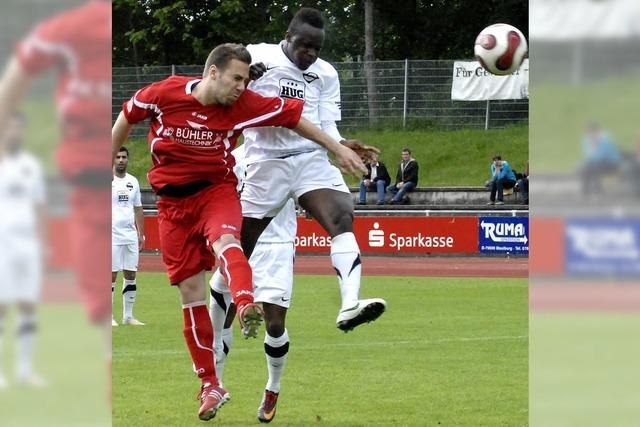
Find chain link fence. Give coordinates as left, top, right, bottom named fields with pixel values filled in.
left=113, top=60, right=528, bottom=138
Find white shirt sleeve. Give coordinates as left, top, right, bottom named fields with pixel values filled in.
left=320, top=120, right=343, bottom=143
left=132, top=179, right=142, bottom=207
left=319, top=67, right=342, bottom=122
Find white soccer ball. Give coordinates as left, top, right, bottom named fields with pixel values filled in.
left=474, top=23, right=527, bottom=76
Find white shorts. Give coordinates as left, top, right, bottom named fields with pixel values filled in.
left=0, top=241, right=41, bottom=303
left=251, top=242, right=295, bottom=309
left=241, top=150, right=349, bottom=219
left=112, top=242, right=139, bottom=272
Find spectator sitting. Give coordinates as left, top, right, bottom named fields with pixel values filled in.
left=580, top=122, right=621, bottom=196
left=515, top=161, right=529, bottom=205
left=487, top=154, right=516, bottom=205
left=358, top=152, right=391, bottom=205
left=387, top=148, right=419, bottom=205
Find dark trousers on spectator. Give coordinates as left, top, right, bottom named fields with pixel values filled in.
left=490, top=178, right=516, bottom=202
left=517, top=177, right=529, bottom=203
left=359, top=179, right=387, bottom=204
left=387, top=182, right=415, bottom=203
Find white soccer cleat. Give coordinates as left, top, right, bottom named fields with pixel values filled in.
left=122, top=317, right=146, bottom=326
left=336, top=298, right=387, bottom=332
left=112, top=318, right=119, bottom=327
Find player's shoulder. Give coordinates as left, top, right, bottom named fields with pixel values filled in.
left=27, top=1, right=108, bottom=40
left=312, top=58, right=339, bottom=78
left=125, top=173, right=140, bottom=185
left=246, top=43, right=279, bottom=58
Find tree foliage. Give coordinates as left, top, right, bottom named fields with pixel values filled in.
left=113, top=0, right=528, bottom=66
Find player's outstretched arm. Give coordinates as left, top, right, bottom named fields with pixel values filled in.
left=112, top=110, right=134, bottom=161
left=293, top=117, right=367, bottom=176
left=0, top=57, right=32, bottom=142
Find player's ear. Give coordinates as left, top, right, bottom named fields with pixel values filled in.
left=208, top=64, right=218, bottom=80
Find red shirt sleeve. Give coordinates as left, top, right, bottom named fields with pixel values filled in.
left=16, top=19, right=66, bottom=76
left=122, top=81, right=162, bottom=124
left=235, top=90, right=303, bottom=130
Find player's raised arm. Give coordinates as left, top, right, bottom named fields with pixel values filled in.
left=293, top=116, right=367, bottom=176
left=112, top=110, right=134, bottom=160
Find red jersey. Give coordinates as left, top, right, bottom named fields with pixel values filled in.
left=16, top=0, right=111, bottom=178
left=122, top=76, right=303, bottom=193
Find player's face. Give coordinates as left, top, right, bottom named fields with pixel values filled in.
left=285, top=23, right=325, bottom=70
left=213, top=59, right=250, bottom=106
left=115, top=152, right=128, bottom=173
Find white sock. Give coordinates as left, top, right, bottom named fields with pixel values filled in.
left=122, top=279, right=137, bottom=320
left=16, top=313, right=37, bottom=380
left=330, top=232, right=362, bottom=310
left=209, top=269, right=233, bottom=383
left=217, top=327, right=233, bottom=383
left=264, top=329, right=289, bottom=393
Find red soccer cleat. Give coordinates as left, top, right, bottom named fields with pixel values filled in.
left=197, top=382, right=230, bottom=421
left=257, top=389, right=279, bottom=423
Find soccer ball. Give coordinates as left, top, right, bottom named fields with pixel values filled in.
left=474, top=24, right=527, bottom=75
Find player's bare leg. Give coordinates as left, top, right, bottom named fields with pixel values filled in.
left=299, top=189, right=386, bottom=331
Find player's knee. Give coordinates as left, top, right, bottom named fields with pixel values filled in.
left=265, top=317, right=285, bottom=337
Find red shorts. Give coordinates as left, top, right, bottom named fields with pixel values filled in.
left=157, top=183, right=242, bottom=285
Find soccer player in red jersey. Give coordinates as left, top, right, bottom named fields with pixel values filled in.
left=111, top=43, right=366, bottom=421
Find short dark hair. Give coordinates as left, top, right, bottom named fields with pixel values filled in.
left=118, top=146, right=129, bottom=156
left=402, top=148, right=411, bottom=154
left=492, top=154, right=502, bottom=160
left=203, top=43, right=252, bottom=76
left=288, top=8, right=325, bottom=33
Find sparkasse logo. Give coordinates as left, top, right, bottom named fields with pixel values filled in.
left=369, top=222, right=384, bottom=247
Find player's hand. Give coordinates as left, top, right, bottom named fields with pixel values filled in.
left=335, top=144, right=367, bottom=176
left=341, top=139, right=380, bottom=163
left=138, top=235, right=145, bottom=251
left=249, top=62, right=267, bottom=80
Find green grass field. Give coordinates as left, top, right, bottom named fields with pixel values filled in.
left=113, top=273, right=528, bottom=426
left=124, top=124, right=528, bottom=188
left=0, top=304, right=110, bottom=426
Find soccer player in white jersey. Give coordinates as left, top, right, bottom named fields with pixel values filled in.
left=112, top=146, right=145, bottom=326
left=0, top=113, right=46, bottom=387
left=242, top=11, right=385, bottom=326
left=209, top=144, right=296, bottom=422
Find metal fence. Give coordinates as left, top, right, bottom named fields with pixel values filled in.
left=113, top=60, right=528, bottom=138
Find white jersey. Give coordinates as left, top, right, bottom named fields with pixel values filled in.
left=0, top=151, right=45, bottom=239
left=232, top=144, right=297, bottom=243
left=112, top=173, right=142, bottom=245
left=244, top=42, right=342, bottom=162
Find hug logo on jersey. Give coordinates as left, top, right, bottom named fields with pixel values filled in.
left=279, top=78, right=306, bottom=100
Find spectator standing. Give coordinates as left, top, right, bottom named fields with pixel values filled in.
left=387, top=148, right=419, bottom=204
left=580, top=122, right=621, bottom=195
left=358, top=153, right=391, bottom=205
left=487, top=155, right=516, bottom=205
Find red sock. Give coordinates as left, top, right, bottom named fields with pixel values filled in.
left=182, top=302, right=217, bottom=385
left=218, top=244, right=254, bottom=308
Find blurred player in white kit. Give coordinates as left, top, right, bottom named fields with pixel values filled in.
left=112, top=146, right=145, bottom=326
left=0, top=112, right=46, bottom=387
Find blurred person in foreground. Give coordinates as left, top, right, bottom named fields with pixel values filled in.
left=112, top=146, right=145, bottom=327
left=0, top=0, right=112, bottom=354
left=0, top=112, right=46, bottom=388
left=580, top=122, right=621, bottom=196
left=112, top=43, right=366, bottom=421
left=486, top=154, right=516, bottom=205
left=516, top=161, right=529, bottom=205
